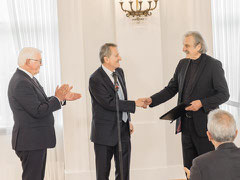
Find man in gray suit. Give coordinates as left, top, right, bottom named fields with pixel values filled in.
left=8, top=47, right=81, bottom=180
left=189, top=109, right=240, bottom=180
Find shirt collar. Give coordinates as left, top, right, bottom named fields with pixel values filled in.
left=191, top=54, right=202, bottom=64
left=101, top=64, right=115, bottom=76
left=18, top=67, right=34, bottom=78
left=216, top=142, right=237, bottom=150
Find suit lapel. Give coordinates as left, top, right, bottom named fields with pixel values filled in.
left=115, top=70, right=127, bottom=99
left=31, top=78, right=48, bottom=100
left=99, top=67, right=115, bottom=92
left=189, top=54, right=207, bottom=96
left=179, top=60, right=191, bottom=97
left=16, top=69, right=48, bottom=100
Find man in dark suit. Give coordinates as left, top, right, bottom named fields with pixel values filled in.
left=143, top=31, right=230, bottom=170
left=89, top=43, right=146, bottom=180
left=8, top=47, right=81, bottom=180
left=188, top=109, right=240, bottom=180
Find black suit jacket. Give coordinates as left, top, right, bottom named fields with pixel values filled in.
left=190, top=143, right=240, bottom=180
left=89, top=67, right=136, bottom=146
left=150, top=54, right=229, bottom=137
left=8, top=69, right=61, bottom=151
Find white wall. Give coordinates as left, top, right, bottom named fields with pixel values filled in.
left=159, top=0, right=213, bottom=167
left=57, top=0, right=213, bottom=179
left=114, top=1, right=169, bottom=179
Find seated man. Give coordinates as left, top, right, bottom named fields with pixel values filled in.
left=187, top=109, right=240, bottom=180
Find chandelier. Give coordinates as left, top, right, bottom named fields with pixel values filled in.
left=119, top=0, right=159, bottom=21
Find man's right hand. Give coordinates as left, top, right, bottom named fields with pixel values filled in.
left=184, top=167, right=190, bottom=179
left=55, top=84, right=72, bottom=101
left=135, top=98, right=147, bottom=108
left=144, top=97, right=152, bottom=106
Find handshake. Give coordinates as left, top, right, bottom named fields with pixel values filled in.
left=135, top=97, right=152, bottom=108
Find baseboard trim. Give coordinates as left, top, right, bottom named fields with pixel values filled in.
left=65, top=164, right=185, bottom=180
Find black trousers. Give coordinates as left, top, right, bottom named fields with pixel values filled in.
left=15, top=149, right=47, bottom=180
left=181, top=117, right=214, bottom=169
left=94, top=121, right=131, bottom=180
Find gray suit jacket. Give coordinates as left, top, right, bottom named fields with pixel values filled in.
left=190, top=142, right=240, bottom=180
left=8, top=69, right=61, bottom=151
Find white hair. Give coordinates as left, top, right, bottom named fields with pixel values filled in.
left=18, top=47, right=42, bottom=66
left=208, top=109, right=236, bottom=142
left=184, top=31, right=208, bottom=54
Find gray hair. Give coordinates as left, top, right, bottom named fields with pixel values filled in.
left=18, top=47, right=42, bottom=66
left=99, top=43, right=117, bottom=64
left=208, top=109, right=237, bottom=142
left=184, top=31, right=207, bottom=54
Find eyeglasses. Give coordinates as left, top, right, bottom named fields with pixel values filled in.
left=29, top=59, right=42, bottom=64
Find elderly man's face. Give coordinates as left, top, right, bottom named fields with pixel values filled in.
left=105, top=47, right=122, bottom=71
left=183, top=35, right=201, bottom=59
left=27, top=52, right=42, bottom=75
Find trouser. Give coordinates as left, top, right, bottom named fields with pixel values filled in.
left=94, top=121, right=131, bottom=180
left=181, top=117, right=214, bottom=169
left=15, top=149, right=47, bottom=180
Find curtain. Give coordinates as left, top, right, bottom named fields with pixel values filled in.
left=0, top=0, right=20, bottom=178
left=211, top=0, right=240, bottom=130
left=4, top=0, right=64, bottom=179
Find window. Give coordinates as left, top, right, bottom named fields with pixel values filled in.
left=211, top=0, right=240, bottom=126
left=0, top=0, right=16, bottom=129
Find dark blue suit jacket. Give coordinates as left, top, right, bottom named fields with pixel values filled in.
left=8, top=68, right=61, bottom=151
left=89, top=67, right=135, bottom=146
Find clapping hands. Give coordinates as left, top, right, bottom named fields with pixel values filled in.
left=55, top=84, right=81, bottom=101
left=135, top=97, right=152, bottom=109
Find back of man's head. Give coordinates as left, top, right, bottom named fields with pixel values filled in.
left=208, top=109, right=237, bottom=143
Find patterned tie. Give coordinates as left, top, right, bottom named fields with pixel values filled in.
left=112, top=72, right=128, bottom=122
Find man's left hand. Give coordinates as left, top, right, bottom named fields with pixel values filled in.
left=185, top=100, right=202, bottom=111
left=65, top=91, right=82, bottom=101
left=130, top=122, right=134, bottom=135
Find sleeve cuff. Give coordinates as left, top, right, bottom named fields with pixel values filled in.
left=54, top=96, right=64, bottom=107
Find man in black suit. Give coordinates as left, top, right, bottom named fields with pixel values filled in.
left=89, top=43, right=146, bottom=180
left=188, top=109, right=240, bottom=180
left=143, top=31, right=230, bottom=170
left=8, top=47, right=81, bottom=180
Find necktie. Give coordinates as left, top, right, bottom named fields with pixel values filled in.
left=112, top=72, right=128, bottom=122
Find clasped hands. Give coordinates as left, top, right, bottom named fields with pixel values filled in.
left=135, top=98, right=202, bottom=111
left=135, top=97, right=152, bottom=109
left=55, top=84, right=82, bottom=101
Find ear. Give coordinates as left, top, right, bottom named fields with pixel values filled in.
left=206, top=131, right=212, bottom=141
left=103, top=56, right=109, bottom=64
left=26, top=59, right=31, bottom=65
left=235, top=130, right=238, bottom=139
left=196, top=43, right=201, bottom=52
